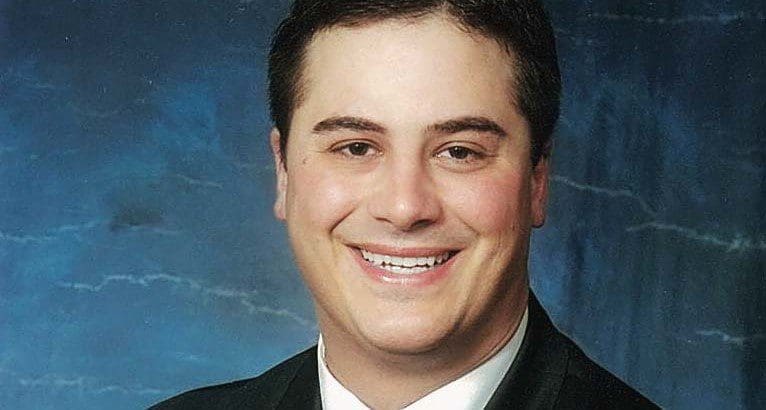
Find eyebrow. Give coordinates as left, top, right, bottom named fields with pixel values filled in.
left=427, top=116, right=508, bottom=139
left=311, top=115, right=508, bottom=138
left=312, top=116, right=387, bottom=134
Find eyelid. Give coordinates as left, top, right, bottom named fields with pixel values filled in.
left=328, top=138, right=374, bottom=150
left=330, top=140, right=381, bottom=157
left=435, top=143, right=489, bottom=159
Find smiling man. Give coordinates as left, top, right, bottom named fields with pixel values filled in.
left=153, top=1, right=656, bottom=409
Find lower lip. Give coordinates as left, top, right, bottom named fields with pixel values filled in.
left=350, top=248, right=458, bottom=286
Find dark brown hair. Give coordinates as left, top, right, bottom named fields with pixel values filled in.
left=268, top=0, right=561, bottom=166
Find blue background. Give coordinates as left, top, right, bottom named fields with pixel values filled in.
left=1, top=1, right=763, bottom=409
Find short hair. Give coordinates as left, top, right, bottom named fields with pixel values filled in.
left=268, top=0, right=561, bottom=166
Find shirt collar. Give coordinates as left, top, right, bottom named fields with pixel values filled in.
left=317, top=307, right=529, bottom=410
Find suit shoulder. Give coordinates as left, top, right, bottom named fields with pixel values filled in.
left=149, top=346, right=316, bottom=410
left=554, top=338, right=657, bottom=409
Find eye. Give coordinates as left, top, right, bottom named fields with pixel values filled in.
left=334, top=141, right=379, bottom=158
left=445, top=146, right=471, bottom=160
left=436, top=145, right=483, bottom=161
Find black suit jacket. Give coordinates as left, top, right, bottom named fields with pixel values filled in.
left=151, top=294, right=657, bottom=409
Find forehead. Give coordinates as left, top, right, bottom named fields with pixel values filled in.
left=294, top=14, right=522, bottom=129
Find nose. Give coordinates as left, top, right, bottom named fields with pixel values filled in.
left=367, top=156, right=442, bottom=232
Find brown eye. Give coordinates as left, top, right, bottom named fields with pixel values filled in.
left=437, top=145, right=480, bottom=161
left=447, top=146, right=471, bottom=160
left=348, top=142, right=371, bottom=156
left=334, top=141, right=380, bottom=159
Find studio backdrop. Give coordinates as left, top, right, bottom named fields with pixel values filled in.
left=1, top=1, right=763, bottom=409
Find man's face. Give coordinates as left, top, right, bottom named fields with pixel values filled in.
left=272, top=15, right=548, bottom=357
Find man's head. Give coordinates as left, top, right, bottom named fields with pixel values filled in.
left=269, top=0, right=560, bottom=167
left=267, top=0, right=559, bottom=372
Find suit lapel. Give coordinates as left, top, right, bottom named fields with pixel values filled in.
left=485, top=293, right=568, bottom=410
left=276, top=347, right=323, bottom=410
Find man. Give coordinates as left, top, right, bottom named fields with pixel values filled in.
left=154, top=0, right=657, bottom=408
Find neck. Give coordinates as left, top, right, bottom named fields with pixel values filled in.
left=319, top=286, right=529, bottom=409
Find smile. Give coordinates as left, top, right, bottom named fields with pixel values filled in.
left=360, top=249, right=455, bottom=275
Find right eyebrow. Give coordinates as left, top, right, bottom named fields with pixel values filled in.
left=312, top=116, right=387, bottom=134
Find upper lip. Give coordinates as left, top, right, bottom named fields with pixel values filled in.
left=351, top=243, right=459, bottom=257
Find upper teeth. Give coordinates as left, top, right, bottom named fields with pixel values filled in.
left=360, top=249, right=451, bottom=268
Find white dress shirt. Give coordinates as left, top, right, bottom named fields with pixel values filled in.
left=317, top=307, right=529, bottom=409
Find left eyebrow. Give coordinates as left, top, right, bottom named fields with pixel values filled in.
left=426, top=116, right=508, bottom=139
left=312, top=116, right=387, bottom=134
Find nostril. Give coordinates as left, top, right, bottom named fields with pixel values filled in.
left=408, top=218, right=435, bottom=231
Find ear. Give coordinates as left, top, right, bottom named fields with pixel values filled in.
left=530, top=155, right=550, bottom=228
left=270, top=128, right=287, bottom=221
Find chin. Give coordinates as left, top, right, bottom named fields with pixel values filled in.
left=353, top=311, right=458, bottom=355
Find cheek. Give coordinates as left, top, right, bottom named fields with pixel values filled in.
left=445, top=173, right=531, bottom=234
left=287, top=160, right=361, bottom=229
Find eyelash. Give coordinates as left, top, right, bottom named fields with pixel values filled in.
left=332, top=141, right=380, bottom=158
left=435, top=145, right=485, bottom=162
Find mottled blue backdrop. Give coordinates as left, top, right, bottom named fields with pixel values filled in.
left=1, top=1, right=763, bottom=409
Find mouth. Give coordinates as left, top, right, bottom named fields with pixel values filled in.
left=359, top=248, right=456, bottom=275
left=349, top=244, right=460, bottom=286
